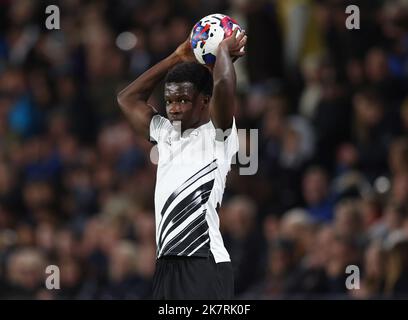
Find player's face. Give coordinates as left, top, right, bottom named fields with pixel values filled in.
left=164, top=82, right=208, bottom=131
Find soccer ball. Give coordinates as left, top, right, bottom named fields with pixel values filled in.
left=190, top=13, right=242, bottom=65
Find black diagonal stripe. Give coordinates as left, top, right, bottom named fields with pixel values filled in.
left=159, top=202, right=206, bottom=252
left=186, top=240, right=210, bottom=256
left=171, top=190, right=211, bottom=226
left=159, top=190, right=211, bottom=247
left=169, top=225, right=209, bottom=256
left=178, top=229, right=209, bottom=256
left=159, top=159, right=217, bottom=218
left=158, top=179, right=214, bottom=247
left=161, top=214, right=209, bottom=256
left=161, top=220, right=207, bottom=257
left=159, top=197, right=202, bottom=249
left=159, top=213, right=206, bottom=256
left=159, top=209, right=206, bottom=252
left=159, top=197, right=210, bottom=252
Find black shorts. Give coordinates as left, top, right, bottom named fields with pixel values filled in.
left=152, top=254, right=234, bottom=300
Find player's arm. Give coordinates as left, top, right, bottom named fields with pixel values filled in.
left=210, top=29, right=247, bottom=131
left=117, top=39, right=195, bottom=139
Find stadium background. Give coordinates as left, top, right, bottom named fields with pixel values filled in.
left=0, top=0, right=408, bottom=299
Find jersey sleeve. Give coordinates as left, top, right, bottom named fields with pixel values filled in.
left=225, top=117, right=239, bottom=160
left=149, top=114, right=169, bottom=143
left=214, top=117, right=240, bottom=166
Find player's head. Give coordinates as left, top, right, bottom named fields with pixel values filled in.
left=164, top=62, right=213, bottom=130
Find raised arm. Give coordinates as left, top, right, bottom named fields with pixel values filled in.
left=117, top=39, right=195, bottom=139
left=210, top=29, right=247, bottom=131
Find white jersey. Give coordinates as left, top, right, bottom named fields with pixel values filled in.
left=149, top=114, right=239, bottom=263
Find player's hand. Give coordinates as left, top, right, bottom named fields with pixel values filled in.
left=175, top=38, right=196, bottom=63
left=219, top=28, right=247, bottom=60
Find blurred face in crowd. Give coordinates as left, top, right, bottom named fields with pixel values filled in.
left=133, top=211, right=155, bottom=245
left=354, top=93, right=384, bottom=128
left=388, top=138, right=408, bottom=175
left=23, top=181, right=54, bottom=211
left=360, top=198, right=382, bottom=229
left=168, top=17, right=190, bottom=46
left=384, top=240, right=408, bottom=293
left=99, top=221, right=122, bottom=254
left=81, top=218, right=103, bottom=255
left=55, top=229, right=76, bottom=258
left=16, top=224, right=35, bottom=246
left=164, top=82, right=209, bottom=132
left=136, top=244, right=156, bottom=279
left=35, top=222, right=56, bottom=253
left=391, top=173, right=408, bottom=205
left=365, top=48, right=389, bottom=82
left=247, top=90, right=268, bottom=120
left=262, top=106, right=285, bottom=138
left=382, top=1, right=408, bottom=39
left=7, top=249, right=46, bottom=290
left=364, top=242, right=384, bottom=280
left=309, top=225, right=334, bottom=268
left=302, top=168, right=329, bottom=206
left=301, top=55, right=322, bottom=84
left=336, top=143, right=358, bottom=168
left=0, top=68, right=26, bottom=96
left=327, top=236, right=359, bottom=276
left=334, top=200, right=362, bottom=238
left=268, top=243, right=294, bottom=277
left=109, top=242, right=138, bottom=282
left=224, top=198, right=256, bottom=239
left=61, top=259, right=82, bottom=289
left=346, top=59, right=364, bottom=86
left=281, top=128, right=301, bottom=158
left=149, top=25, right=170, bottom=56
left=384, top=203, right=404, bottom=231
left=280, top=210, right=315, bottom=257
left=263, top=215, right=280, bottom=243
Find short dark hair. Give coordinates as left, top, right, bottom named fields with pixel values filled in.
left=165, top=62, right=213, bottom=96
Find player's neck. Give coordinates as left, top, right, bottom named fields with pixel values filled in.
left=181, top=117, right=210, bottom=135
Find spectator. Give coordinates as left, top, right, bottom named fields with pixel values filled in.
left=4, top=248, right=47, bottom=299
left=222, top=196, right=266, bottom=296
left=302, top=166, right=336, bottom=222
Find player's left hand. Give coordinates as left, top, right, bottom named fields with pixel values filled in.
left=219, top=28, right=247, bottom=60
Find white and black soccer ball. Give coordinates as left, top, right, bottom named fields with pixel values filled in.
left=190, top=13, right=242, bottom=66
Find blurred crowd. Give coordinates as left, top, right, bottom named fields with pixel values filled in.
left=0, top=0, right=408, bottom=299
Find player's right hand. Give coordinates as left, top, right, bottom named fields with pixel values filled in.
left=175, top=38, right=197, bottom=63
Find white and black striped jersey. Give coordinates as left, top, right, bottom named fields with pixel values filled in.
left=149, top=114, right=239, bottom=263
